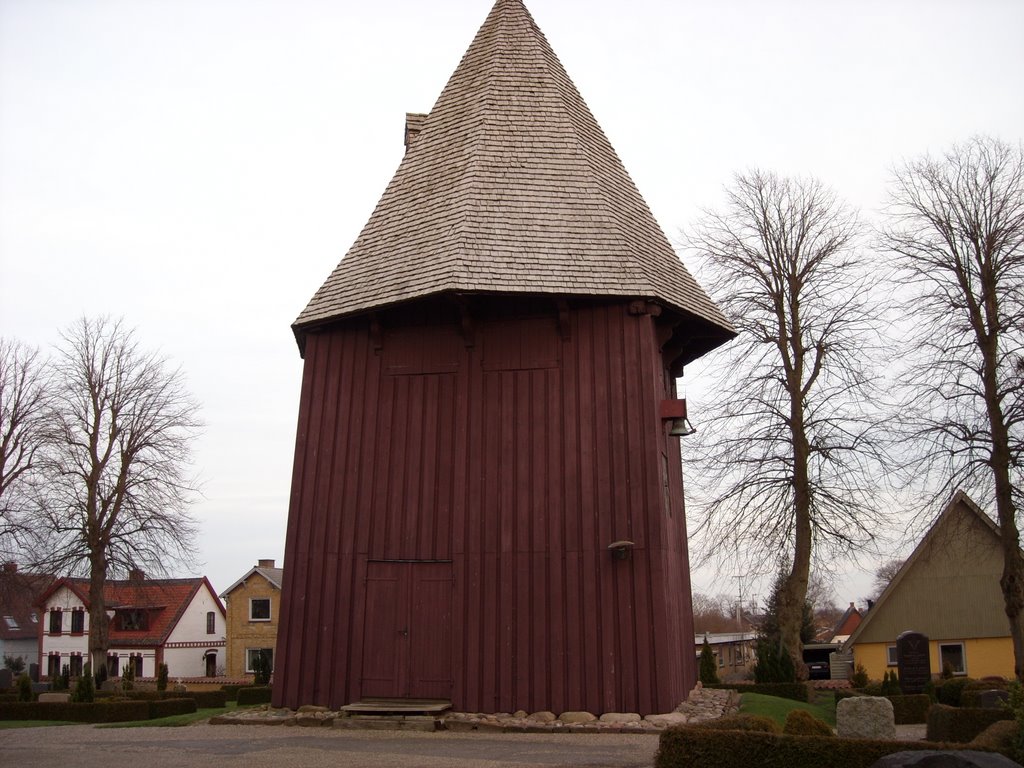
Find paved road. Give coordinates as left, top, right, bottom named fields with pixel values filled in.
left=0, top=723, right=660, bottom=768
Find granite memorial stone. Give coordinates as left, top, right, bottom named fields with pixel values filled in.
left=897, top=630, right=931, bottom=695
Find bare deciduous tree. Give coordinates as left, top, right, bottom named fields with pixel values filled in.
left=687, top=170, right=886, bottom=674
left=0, top=338, right=49, bottom=558
left=882, top=135, right=1024, bottom=677
left=869, top=558, right=905, bottom=602
left=36, top=317, right=202, bottom=673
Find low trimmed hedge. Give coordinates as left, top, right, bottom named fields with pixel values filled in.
left=926, top=703, right=1014, bottom=743
left=889, top=694, right=932, bottom=724
left=704, top=682, right=809, bottom=702
left=934, top=678, right=975, bottom=707
left=148, top=698, right=197, bottom=718
left=692, top=714, right=780, bottom=733
left=0, top=700, right=150, bottom=723
left=236, top=686, right=272, bottom=706
left=655, top=725, right=993, bottom=768
left=220, top=684, right=245, bottom=701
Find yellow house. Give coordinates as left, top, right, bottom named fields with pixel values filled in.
left=220, top=559, right=283, bottom=679
left=846, top=492, right=1016, bottom=681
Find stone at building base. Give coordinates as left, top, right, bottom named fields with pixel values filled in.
left=333, top=715, right=437, bottom=732
left=837, top=696, right=896, bottom=740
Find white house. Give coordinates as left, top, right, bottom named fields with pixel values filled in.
left=36, top=573, right=226, bottom=680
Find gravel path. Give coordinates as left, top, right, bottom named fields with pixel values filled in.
left=0, top=722, right=660, bottom=768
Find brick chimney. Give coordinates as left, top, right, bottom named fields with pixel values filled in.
left=404, top=112, right=427, bottom=152
left=258, top=559, right=275, bottom=569
left=128, top=568, right=145, bottom=581
left=3, top=562, right=16, bottom=574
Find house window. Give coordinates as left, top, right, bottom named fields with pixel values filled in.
left=4, top=615, right=18, bottom=629
left=71, top=609, right=85, bottom=634
left=207, top=611, right=216, bottom=634
left=107, top=653, right=119, bottom=678
left=47, top=653, right=61, bottom=678
left=887, top=646, right=898, bottom=666
left=940, top=643, right=966, bottom=676
left=119, top=609, right=147, bottom=631
left=245, top=648, right=274, bottom=673
left=249, top=598, right=271, bottom=621
left=132, top=654, right=143, bottom=677
left=49, top=609, right=62, bottom=634
left=69, top=654, right=83, bottom=677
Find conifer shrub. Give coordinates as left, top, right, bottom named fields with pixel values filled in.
left=252, top=651, right=272, bottom=686
left=72, top=662, right=95, bottom=703
left=157, top=663, right=169, bottom=692
left=753, top=638, right=796, bottom=684
left=850, top=663, right=869, bottom=688
left=699, top=637, right=720, bottom=685
left=17, top=673, right=31, bottom=702
left=782, top=709, right=833, bottom=736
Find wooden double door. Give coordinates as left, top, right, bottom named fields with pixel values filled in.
left=361, top=560, right=453, bottom=700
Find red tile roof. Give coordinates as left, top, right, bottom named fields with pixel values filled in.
left=0, top=566, right=51, bottom=642
left=35, top=576, right=223, bottom=647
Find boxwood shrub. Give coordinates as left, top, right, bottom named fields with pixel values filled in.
left=236, top=686, right=272, bottom=706
left=926, top=703, right=1014, bottom=743
left=703, top=682, right=809, bottom=702
left=655, top=725, right=992, bottom=768
left=220, top=684, right=245, bottom=701
left=691, top=714, right=780, bottom=733
left=935, top=678, right=975, bottom=707
left=148, top=698, right=197, bottom=718
left=888, top=694, right=932, bottom=724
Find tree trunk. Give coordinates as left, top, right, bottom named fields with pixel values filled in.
left=779, top=351, right=813, bottom=679
left=88, top=553, right=109, bottom=678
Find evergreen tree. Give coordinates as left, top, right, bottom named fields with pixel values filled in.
left=699, top=637, right=720, bottom=685
left=72, top=663, right=95, bottom=703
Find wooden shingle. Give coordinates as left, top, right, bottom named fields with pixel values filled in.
left=295, top=0, right=733, bottom=344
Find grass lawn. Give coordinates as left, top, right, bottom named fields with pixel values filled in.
left=740, top=691, right=837, bottom=727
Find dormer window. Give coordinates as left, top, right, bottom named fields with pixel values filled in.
left=3, top=616, right=17, bottom=629
left=119, top=609, right=148, bottom=631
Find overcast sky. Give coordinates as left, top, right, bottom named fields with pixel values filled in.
left=2, top=0, right=1022, bottom=608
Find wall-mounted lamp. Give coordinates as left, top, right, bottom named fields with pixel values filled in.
left=660, top=399, right=696, bottom=437
left=607, top=540, right=635, bottom=561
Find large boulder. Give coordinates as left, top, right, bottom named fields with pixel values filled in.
left=837, top=696, right=896, bottom=740
left=869, top=750, right=1023, bottom=768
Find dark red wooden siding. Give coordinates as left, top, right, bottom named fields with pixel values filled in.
left=274, top=300, right=697, bottom=714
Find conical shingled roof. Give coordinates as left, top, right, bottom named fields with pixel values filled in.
left=295, top=0, right=733, bottom=345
